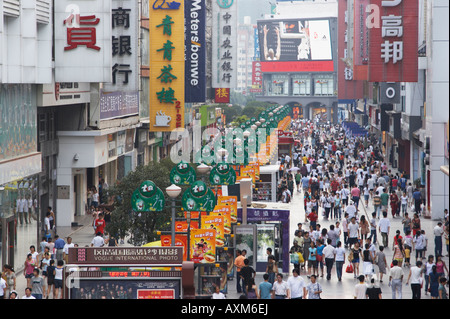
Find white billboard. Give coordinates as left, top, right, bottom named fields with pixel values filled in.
left=212, top=0, right=238, bottom=89
left=308, top=20, right=332, bottom=60
left=54, top=0, right=112, bottom=83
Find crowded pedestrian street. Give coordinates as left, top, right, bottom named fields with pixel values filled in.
left=0, top=0, right=448, bottom=305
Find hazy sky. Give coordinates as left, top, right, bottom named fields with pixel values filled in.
left=238, top=0, right=272, bottom=24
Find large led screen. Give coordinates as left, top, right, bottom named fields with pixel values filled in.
left=257, top=19, right=333, bottom=62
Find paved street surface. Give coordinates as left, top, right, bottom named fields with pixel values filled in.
left=12, top=180, right=447, bottom=300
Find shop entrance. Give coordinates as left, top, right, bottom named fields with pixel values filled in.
left=1, top=216, right=15, bottom=267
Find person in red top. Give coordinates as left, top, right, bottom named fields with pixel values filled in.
left=94, top=213, right=106, bottom=235
left=307, top=209, right=318, bottom=230
left=331, top=179, right=339, bottom=193
left=390, top=190, right=399, bottom=218
left=391, top=176, right=399, bottom=191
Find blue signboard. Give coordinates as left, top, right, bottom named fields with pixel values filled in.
left=254, top=27, right=260, bottom=61
left=185, top=0, right=206, bottom=103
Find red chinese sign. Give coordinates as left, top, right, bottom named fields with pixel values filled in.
left=368, top=0, right=418, bottom=82
left=64, top=14, right=101, bottom=51
left=251, top=61, right=263, bottom=93
left=215, top=88, right=230, bottom=104
left=137, top=289, right=175, bottom=299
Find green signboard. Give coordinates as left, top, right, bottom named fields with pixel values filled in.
left=181, top=181, right=216, bottom=212
left=170, top=161, right=196, bottom=185
left=209, top=162, right=237, bottom=186
left=131, top=181, right=165, bottom=212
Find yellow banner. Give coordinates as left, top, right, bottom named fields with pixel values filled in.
left=201, top=215, right=225, bottom=247
left=149, top=3, right=185, bottom=132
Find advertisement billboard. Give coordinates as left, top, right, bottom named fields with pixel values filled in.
left=185, top=0, right=206, bottom=102
left=257, top=18, right=333, bottom=63
left=70, top=279, right=180, bottom=299
left=368, top=0, right=418, bottom=82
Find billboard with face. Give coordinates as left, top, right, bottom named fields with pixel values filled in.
left=257, top=18, right=333, bottom=62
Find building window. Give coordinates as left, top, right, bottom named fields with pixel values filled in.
left=292, top=75, right=311, bottom=96
left=314, top=74, right=334, bottom=96
left=269, top=74, right=289, bottom=96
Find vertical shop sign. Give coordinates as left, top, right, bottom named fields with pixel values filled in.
left=368, top=0, right=418, bottom=82
left=250, top=61, right=263, bottom=93
left=101, top=1, right=139, bottom=120
left=185, top=0, right=206, bottom=102
left=149, top=0, right=185, bottom=132
left=212, top=0, right=238, bottom=88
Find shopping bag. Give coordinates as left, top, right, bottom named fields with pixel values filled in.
left=346, top=263, right=354, bottom=273
left=298, top=252, right=305, bottom=264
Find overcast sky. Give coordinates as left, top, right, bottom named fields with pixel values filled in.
left=238, top=0, right=272, bottom=24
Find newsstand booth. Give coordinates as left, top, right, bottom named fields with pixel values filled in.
left=236, top=206, right=290, bottom=273
left=65, top=247, right=194, bottom=299
left=277, top=130, right=294, bottom=159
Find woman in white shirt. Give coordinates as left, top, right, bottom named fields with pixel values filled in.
left=406, top=260, right=423, bottom=299
left=335, top=241, right=346, bottom=281
left=400, top=192, right=408, bottom=216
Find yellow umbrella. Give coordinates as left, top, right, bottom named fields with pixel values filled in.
left=142, top=240, right=162, bottom=247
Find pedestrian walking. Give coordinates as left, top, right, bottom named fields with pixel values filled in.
left=389, top=260, right=403, bottom=299
left=306, top=275, right=322, bottom=299
left=258, top=274, right=273, bottom=300
left=31, top=268, right=44, bottom=299
left=287, top=268, right=307, bottom=299
left=272, top=273, right=289, bottom=299
left=234, top=249, right=245, bottom=294
left=54, top=235, right=65, bottom=262
left=379, top=211, right=390, bottom=248
left=54, top=260, right=64, bottom=299
left=354, top=275, right=367, bottom=299
left=366, top=278, right=382, bottom=299
left=406, top=260, right=423, bottom=299
left=323, top=238, right=336, bottom=280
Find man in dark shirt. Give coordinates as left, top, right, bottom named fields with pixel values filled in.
left=239, top=258, right=256, bottom=297
left=366, top=278, right=382, bottom=299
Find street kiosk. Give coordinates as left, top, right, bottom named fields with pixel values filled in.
left=65, top=247, right=193, bottom=299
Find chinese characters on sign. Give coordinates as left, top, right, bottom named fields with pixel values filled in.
left=214, top=88, right=230, bottom=104
left=64, top=14, right=101, bottom=51
left=251, top=61, right=263, bottom=93
left=101, top=1, right=139, bottom=121
left=368, top=0, right=418, bottom=82
left=55, top=0, right=112, bottom=83
left=150, top=1, right=185, bottom=132
left=185, top=0, right=207, bottom=103
left=212, top=0, right=237, bottom=89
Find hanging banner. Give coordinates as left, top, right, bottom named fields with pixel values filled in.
left=251, top=61, right=263, bottom=93
left=368, top=0, right=418, bottom=82
left=149, top=0, right=185, bottom=131
left=217, top=195, right=238, bottom=224
left=211, top=205, right=232, bottom=235
left=185, top=0, right=206, bottom=102
left=201, top=215, right=225, bottom=248
left=161, top=234, right=188, bottom=261
left=190, top=229, right=216, bottom=263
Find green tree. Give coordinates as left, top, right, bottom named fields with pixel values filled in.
left=106, top=158, right=187, bottom=246
left=231, top=115, right=249, bottom=127
left=220, top=104, right=242, bottom=124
